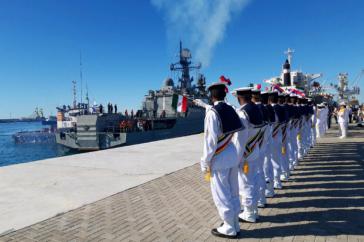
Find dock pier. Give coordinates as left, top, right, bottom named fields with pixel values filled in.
left=1, top=125, right=364, bottom=241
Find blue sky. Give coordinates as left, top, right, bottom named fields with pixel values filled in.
left=0, top=0, right=363, bottom=118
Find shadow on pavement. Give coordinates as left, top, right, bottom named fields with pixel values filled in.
left=238, top=141, right=364, bottom=239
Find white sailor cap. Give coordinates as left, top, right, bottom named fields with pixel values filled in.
left=339, top=101, right=346, bottom=106
left=251, top=88, right=261, bottom=94
left=231, top=87, right=252, bottom=96
left=207, top=82, right=226, bottom=91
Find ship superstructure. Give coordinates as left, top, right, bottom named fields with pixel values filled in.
left=266, top=48, right=323, bottom=99
left=333, top=71, right=362, bottom=105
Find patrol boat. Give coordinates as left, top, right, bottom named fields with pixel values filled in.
left=55, top=42, right=208, bottom=151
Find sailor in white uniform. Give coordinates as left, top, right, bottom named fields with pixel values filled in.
left=261, top=91, right=276, bottom=198
left=291, top=95, right=301, bottom=167
left=232, top=87, right=264, bottom=223
left=296, top=97, right=306, bottom=160
left=338, top=102, right=349, bottom=139
left=316, top=103, right=324, bottom=138
left=200, top=82, right=244, bottom=239
left=302, top=98, right=312, bottom=156
left=251, top=89, right=270, bottom=208
left=270, top=91, right=284, bottom=189
left=286, top=94, right=299, bottom=171
left=278, top=93, right=290, bottom=181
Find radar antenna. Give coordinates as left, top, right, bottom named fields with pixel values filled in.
left=170, top=41, right=201, bottom=92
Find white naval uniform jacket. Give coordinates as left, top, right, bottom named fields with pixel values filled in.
left=235, top=104, right=260, bottom=163
left=200, top=101, right=240, bottom=172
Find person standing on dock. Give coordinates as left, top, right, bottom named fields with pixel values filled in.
left=338, top=102, right=349, bottom=139
left=260, top=91, right=276, bottom=198
left=278, top=93, right=290, bottom=181
left=232, top=87, right=264, bottom=223
left=114, top=104, right=118, bottom=114
left=286, top=94, right=298, bottom=172
left=270, top=91, right=284, bottom=189
left=200, top=82, right=243, bottom=239
left=250, top=88, right=269, bottom=209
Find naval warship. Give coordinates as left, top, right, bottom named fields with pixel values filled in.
left=55, top=42, right=209, bottom=151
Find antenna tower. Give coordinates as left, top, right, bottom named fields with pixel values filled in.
left=284, top=48, right=295, bottom=65
left=72, top=80, right=77, bottom=108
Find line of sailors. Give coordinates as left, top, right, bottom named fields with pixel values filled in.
left=194, top=82, right=320, bottom=239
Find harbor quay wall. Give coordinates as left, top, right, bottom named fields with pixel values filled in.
left=0, top=134, right=203, bottom=234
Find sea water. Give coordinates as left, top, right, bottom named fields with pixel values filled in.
left=0, top=122, right=70, bottom=166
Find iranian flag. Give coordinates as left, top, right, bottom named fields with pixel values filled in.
left=177, top=95, right=188, bottom=112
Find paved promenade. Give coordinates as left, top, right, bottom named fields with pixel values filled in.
left=1, top=125, right=364, bottom=241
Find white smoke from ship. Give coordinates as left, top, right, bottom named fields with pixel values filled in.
left=151, top=0, right=251, bottom=66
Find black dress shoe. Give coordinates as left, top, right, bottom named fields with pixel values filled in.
left=211, top=228, right=237, bottom=239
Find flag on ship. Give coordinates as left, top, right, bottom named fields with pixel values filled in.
left=177, top=95, right=188, bottom=112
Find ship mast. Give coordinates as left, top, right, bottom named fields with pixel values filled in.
left=72, top=80, right=77, bottom=108
left=170, top=41, right=201, bottom=93
left=80, top=51, right=83, bottom=105
left=284, top=48, right=295, bottom=65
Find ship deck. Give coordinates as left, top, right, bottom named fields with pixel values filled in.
left=1, top=124, right=364, bottom=241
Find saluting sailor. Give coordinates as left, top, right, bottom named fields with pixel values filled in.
left=232, top=87, right=264, bottom=223
left=199, top=82, right=244, bottom=239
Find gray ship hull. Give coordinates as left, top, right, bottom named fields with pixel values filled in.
left=55, top=109, right=204, bottom=151
left=124, top=111, right=204, bottom=146
left=56, top=114, right=125, bottom=151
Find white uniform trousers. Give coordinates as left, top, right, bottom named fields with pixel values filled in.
left=271, top=131, right=283, bottom=186
left=211, top=166, right=240, bottom=229
left=280, top=126, right=290, bottom=177
left=297, top=123, right=304, bottom=160
left=238, top=158, right=260, bottom=209
left=263, top=146, right=274, bottom=182
left=256, top=152, right=266, bottom=205
left=288, top=125, right=298, bottom=170
left=306, top=119, right=312, bottom=151
left=339, top=122, right=348, bottom=137
left=316, top=119, right=324, bottom=138
left=263, top=126, right=274, bottom=193
left=302, top=120, right=310, bottom=155
left=311, top=122, right=316, bottom=146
